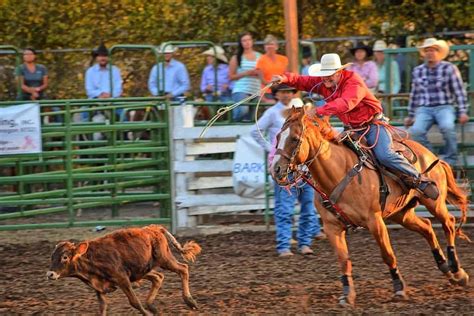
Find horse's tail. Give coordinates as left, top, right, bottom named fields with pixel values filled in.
left=440, top=160, right=471, bottom=242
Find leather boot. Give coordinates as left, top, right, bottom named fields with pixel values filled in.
left=401, top=174, right=439, bottom=200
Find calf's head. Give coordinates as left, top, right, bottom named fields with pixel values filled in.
left=46, top=241, right=88, bottom=280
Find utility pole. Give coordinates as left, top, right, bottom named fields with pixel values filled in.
left=283, top=0, right=299, bottom=73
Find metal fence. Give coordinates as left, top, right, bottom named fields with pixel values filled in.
left=0, top=97, right=173, bottom=230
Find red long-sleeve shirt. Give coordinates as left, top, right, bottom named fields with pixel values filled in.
left=285, top=70, right=383, bottom=127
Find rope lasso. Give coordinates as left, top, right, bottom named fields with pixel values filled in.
left=199, top=82, right=276, bottom=138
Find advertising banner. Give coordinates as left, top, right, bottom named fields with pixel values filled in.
left=0, top=103, right=42, bottom=155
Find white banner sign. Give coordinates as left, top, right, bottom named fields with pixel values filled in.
left=0, top=103, right=42, bottom=155
left=233, top=135, right=267, bottom=198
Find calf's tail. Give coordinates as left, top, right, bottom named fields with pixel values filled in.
left=163, top=228, right=202, bottom=263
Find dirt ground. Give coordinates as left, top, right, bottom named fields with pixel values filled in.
left=0, top=226, right=473, bottom=315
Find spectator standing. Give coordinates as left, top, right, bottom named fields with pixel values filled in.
left=16, top=48, right=48, bottom=101
left=84, top=43, right=123, bottom=123
left=347, top=43, right=378, bottom=92
left=300, top=48, right=314, bottom=76
left=148, top=43, right=190, bottom=101
left=228, top=32, right=261, bottom=121
left=404, top=38, right=469, bottom=166
left=200, top=46, right=232, bottom=102
left=250, top=84, right=323, bottom=257
left=373, top=40, right=400, bottom=95
left=256, top=34, right=288, bottom=103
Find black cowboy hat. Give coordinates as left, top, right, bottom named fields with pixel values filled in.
left=271, top=83, right=297, bottom=95
left=349, top=43, right=373, bottom=57
left=92, top=43, right=109, bottom=57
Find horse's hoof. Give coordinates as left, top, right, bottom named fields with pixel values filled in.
left=146, top=303, right=158, bottom=314
left=338, top=295, right=355, bottom=307
left=392, top=290, right=408, bottom=301
left=452, top=269, right=470, bottom=287
left=183, top=295, right=198, bottom=310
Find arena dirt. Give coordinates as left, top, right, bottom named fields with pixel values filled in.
left=0, top=227, right=473, bottom=314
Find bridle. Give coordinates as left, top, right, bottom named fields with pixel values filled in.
left=274, top=113, right=323, bottom=186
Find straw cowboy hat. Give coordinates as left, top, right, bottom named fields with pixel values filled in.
left=417, top=37, right=449, bottom=60
left=201, top=46, right=228, bottom=63
left=158, top=43, right=177, bottom=54
left=308, top=53, right=351, bottom=77
left=350, top=43, right=373, bottom=57
left=373, top=40, right=388, bottom=52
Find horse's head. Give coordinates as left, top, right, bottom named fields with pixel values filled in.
left=271, top=106, right=332, bottom=185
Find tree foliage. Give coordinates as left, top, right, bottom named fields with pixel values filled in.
left=0, top=0, right=471, bottom=99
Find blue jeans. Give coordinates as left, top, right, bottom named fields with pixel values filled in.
left=409, top=105, right=458, bottom=166
left=204, top=92, right=232, bottom=103
left=273, top=182, right=320, bottom=253
left=361, top=123, right=419, bottom=177
left=79, top=107, right=124, bottom=122
left=231, top=92, right=254, bottom=121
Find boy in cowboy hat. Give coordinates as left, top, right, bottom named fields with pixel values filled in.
left=250, top=83, right=323, bottom=257
left=404, top=38, right=469, bottom=166
left=274, top=53, right=439, bottom=200
left=148, top=43, right=190, bottom=100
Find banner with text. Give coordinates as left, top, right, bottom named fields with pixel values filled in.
left=0, top=103, right=42, bottom=155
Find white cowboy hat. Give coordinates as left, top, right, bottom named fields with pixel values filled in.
left=417, top=38, right=449, bottom=60
left=308, top=53, right=351, bottom=77
left=373, top=40, right=388, bottom=52
left=201, top=46, right=228, bottom=63
left=158, top=43, right=177, bottom=54
left=288, top=98, right=304, bottom=108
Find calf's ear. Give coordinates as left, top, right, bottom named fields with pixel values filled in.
left=73, top=242, right=89, bottom=260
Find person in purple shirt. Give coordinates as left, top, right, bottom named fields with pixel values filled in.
left=200, top=46, right=232, bottom=102
left=347, top=43, right=378, bottom=92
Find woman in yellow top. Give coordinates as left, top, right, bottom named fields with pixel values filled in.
left=256, top=34, right=288, bottom=103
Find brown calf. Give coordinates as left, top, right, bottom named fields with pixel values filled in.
left=46, top=224, right=201, bottom=315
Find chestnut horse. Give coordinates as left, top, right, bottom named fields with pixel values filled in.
left=272, top=106, right=470, bottom=306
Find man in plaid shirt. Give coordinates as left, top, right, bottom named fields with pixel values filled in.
left=404, top=38, right=469, bottom=166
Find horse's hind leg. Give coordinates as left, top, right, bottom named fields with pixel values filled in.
left=425, top=201, right=469, bottom=286
left=390, top=209, right=452, bottom=279
left=325, top=222, right=356, bottom=307
left=367, top=213, right=407, bottom=300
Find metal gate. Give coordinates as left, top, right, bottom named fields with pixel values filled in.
left=0, top=98, right=173, bottom=230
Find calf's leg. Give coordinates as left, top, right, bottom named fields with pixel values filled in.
left=118, top=278, right=153, bottom=315
left=160, top=256, right=198, bottom=309
left=144, top=270, right=165, bottom=313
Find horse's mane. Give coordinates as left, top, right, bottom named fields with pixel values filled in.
left=303, top=115, right=338, bottom=142
left=283, top=106, right=338, bottom=142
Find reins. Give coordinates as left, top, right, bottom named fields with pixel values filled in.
left=277, top=114, right=361, bottom=231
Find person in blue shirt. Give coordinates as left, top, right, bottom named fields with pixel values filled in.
left=83, top=43, right=123, bottom=123
left=250, top=84, right=325, bottom=257
left=148, top=44, right=190, bottom=101
left=200, top=46, right=232, bottom=102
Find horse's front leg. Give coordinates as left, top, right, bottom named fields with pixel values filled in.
left=367, top=213, right=408, bottom=300
left=325, top=222, right=356, bottom=307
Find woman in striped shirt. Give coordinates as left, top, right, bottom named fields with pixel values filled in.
left=228, top=32, right=262, bottom=121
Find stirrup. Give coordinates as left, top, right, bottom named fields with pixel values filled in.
left=417, top=180, right=439, bottom=200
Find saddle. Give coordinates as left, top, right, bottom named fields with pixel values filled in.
left=339, top=132, right=421, bottom=213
